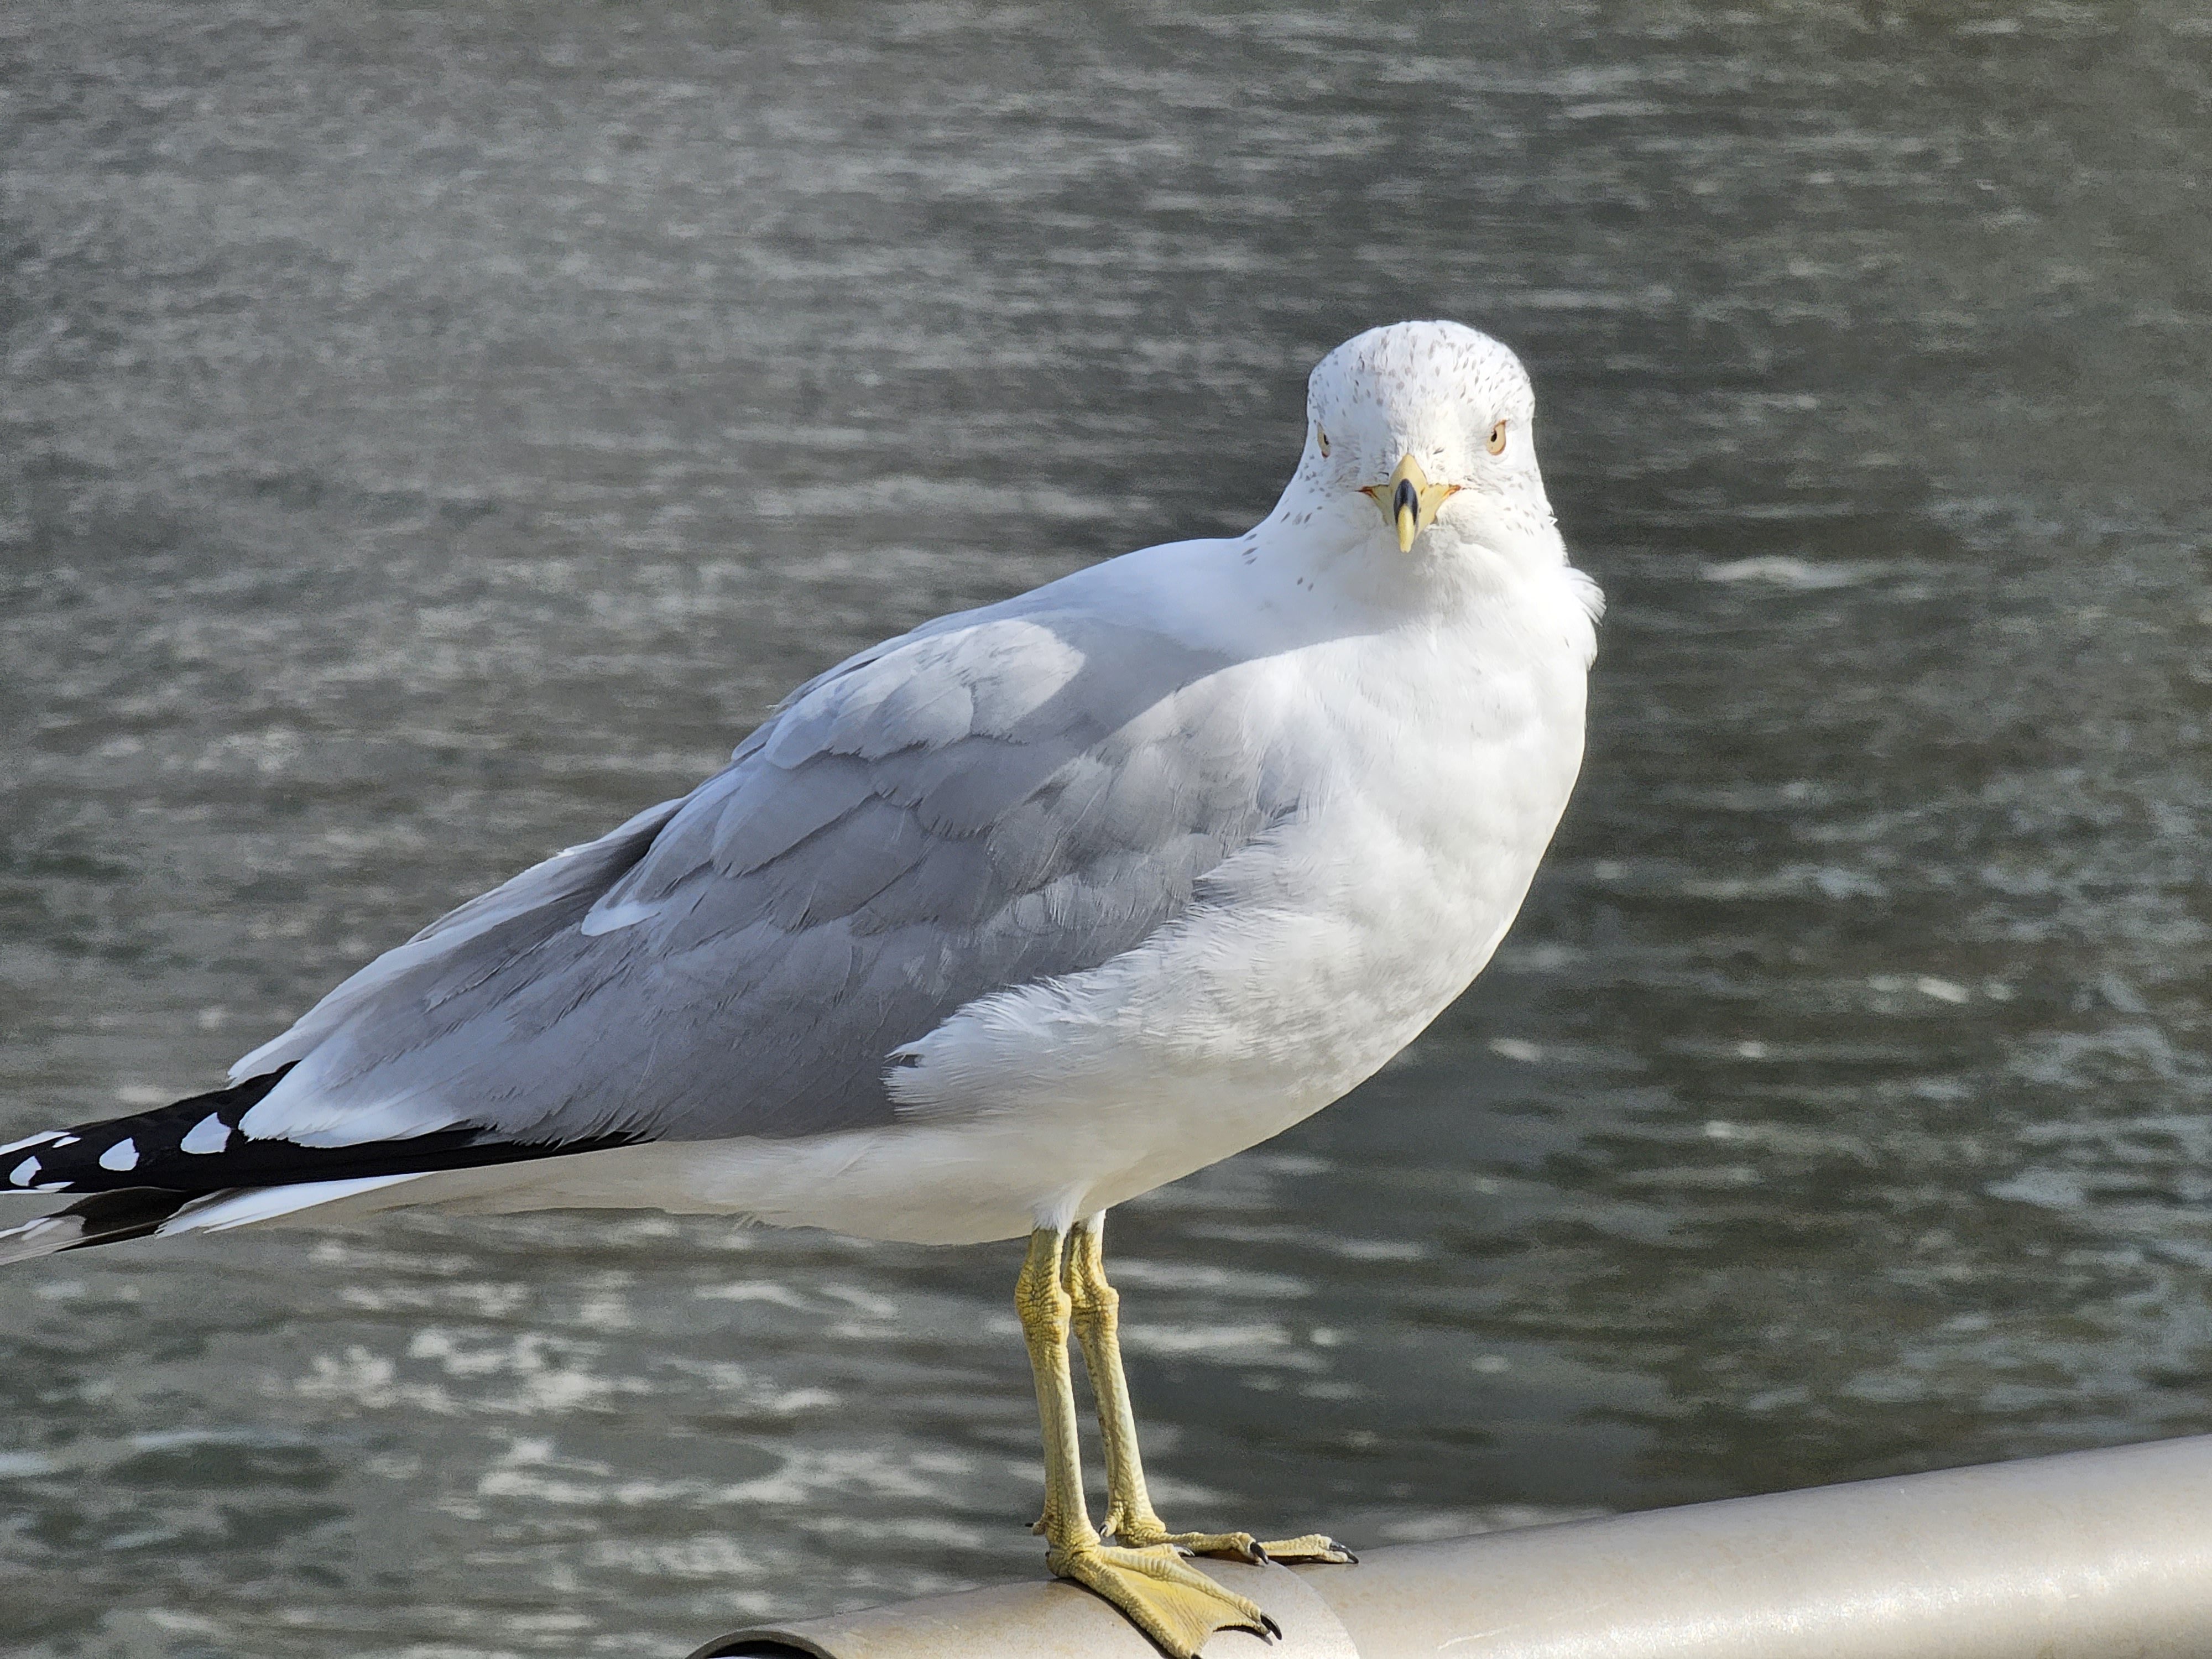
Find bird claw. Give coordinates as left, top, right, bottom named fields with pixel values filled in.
left=1248, top=1532, right=1358, bottom=1566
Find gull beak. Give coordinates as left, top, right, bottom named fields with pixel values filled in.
left=1361, top=454, right=1459, bottom=552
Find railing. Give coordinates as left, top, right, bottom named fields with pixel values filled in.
left=687, top=1432, right=2212, bottom=1658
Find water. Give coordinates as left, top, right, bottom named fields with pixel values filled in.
left=3, top=2, right=2210, bottom=1652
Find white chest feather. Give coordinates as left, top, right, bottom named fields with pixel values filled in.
left=869, top=566, right=1594, bottom=1232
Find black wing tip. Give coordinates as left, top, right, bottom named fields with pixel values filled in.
left=7, top=1062, right=645, bottom=1202
left=4, top=1065, right=298, bottom=1198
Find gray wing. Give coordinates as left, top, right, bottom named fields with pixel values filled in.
left=230, top=599, right=1295, bottom=1150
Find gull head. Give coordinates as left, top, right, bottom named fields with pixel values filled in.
left=1291, top=320, right=1558, bottom=572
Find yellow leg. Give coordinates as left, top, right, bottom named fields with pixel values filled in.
left=1065, top=1213, right=1356, bottom=1568
left=1016, top=1225, right=1276, bottom=1658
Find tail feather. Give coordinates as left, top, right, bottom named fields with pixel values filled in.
left=0, top=1188, right=192, bottom=1265
left=0, top=1173, right=440, bottom=1265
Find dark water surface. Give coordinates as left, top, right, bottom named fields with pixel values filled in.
left=4, top=3, right=2211, bottom=1653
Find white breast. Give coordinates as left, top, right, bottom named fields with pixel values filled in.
left=849, top=562, right=1593, bottom=1236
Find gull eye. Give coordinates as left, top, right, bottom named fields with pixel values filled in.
left=1316, top=426, right=1331, bottom=458
left=1486, top=420, right=1509, bottom=456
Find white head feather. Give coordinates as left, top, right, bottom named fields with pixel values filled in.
left=1280, top=320, right=1566, bottom=582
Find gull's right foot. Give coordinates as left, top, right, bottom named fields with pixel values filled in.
left=1048, top=1540, right=1277, bottom=1658
left=1112, top=1520, right=1359, bottom=1566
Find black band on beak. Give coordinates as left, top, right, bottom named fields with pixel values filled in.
left=1394, top=478, right=1419, bottom=519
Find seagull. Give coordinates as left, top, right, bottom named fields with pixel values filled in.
left=1, top=320, right=1599, bottom=1657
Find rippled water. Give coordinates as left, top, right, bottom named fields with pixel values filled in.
left=4, top=3, right=2210, bottom=1653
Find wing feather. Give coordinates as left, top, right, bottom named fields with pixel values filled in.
left=62, top=595, right=1297, bottom=1182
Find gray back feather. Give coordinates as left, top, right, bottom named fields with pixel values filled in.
left=240, top=595, right=1294, bottom=1147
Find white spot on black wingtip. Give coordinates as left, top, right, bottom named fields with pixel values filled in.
left=181, top=1114, right=232, bottom=1155
left=8, top=1156, right=40, bottom=1186
left=0, top=1129, right=64, bottom=1157
left=98, top=1139, right=140, bottom=1172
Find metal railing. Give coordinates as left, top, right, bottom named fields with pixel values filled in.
left=687, top=1433, right=2212, bottom=1658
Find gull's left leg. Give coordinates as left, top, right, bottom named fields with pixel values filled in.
left=1015, top=1224, right=1277, bottom=1658
left=1065, top=1212, right=1355, bottom=1567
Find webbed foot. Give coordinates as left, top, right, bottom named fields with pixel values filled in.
left=1049, top=1540, right=1277, bottom=1658
left=1115, top=1522, right=1358, bottom=1566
